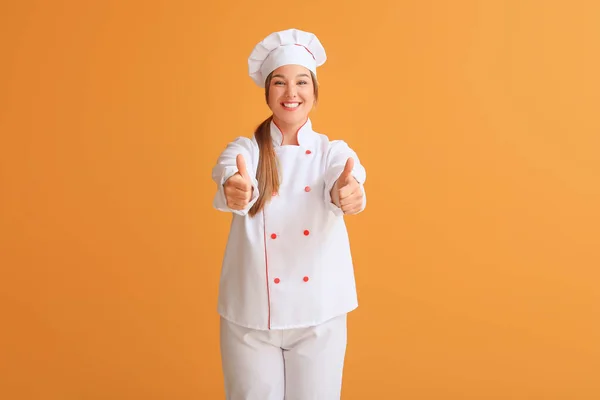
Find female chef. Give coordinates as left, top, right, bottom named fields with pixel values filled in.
left=211, top=28, right=367, bottom=400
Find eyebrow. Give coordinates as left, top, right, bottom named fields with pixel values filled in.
left=272, top=73, right=311, bottom=79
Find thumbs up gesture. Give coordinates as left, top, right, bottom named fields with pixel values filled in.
left=331, top=158, right=364, bottom=215
left=224, top=154, right=253, bottom=210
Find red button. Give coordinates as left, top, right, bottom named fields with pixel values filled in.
left=305, top=150, right=312, bottom=155
left=303, top=276, right=309, bottom=282
left=304, top=230, right=310, bottom=236
left=304, top=186, right=311, bottom=192
left=271, top=233, right=277, bottom=239
left=274, top=278, right=280, bottom=284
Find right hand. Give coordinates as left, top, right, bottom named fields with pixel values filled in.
left=224, top=154, right=253, bottom=210
left=330, top=158, right=363, bottom=214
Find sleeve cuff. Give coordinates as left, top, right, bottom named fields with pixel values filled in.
left=213, top=166, right=260, bottom=216
left=323, top=165, right=367, bottom=217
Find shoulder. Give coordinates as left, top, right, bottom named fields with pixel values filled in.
left=313, top=130, right=338, bottom=148
left=221, top=135, right=259, bottom=153
left=231, top=135, right=257, bottom=147
left=312, top=128, right=351, bottom=148
left=310, top=130, right=356, bottom=156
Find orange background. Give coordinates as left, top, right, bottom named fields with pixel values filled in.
left=1, top=1, right=599, bottom=399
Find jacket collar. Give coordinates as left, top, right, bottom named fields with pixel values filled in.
left=270, top=118, right=317, bottom=147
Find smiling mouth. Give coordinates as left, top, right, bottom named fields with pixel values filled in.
left=281, top=102, right=301, bottom=110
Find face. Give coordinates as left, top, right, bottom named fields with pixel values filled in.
left=267, top=64, right=316, bottom=128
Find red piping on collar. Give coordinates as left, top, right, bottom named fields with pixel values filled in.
left=272, top=118, right=309, bottom=146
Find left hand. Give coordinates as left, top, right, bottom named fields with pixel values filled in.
left=331, top=158, right=364, bottom=215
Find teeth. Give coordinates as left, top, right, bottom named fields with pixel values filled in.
left=283, top=103, right=300, bottom=108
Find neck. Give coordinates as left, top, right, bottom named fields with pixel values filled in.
left=273, top=116, right=307, bottom=146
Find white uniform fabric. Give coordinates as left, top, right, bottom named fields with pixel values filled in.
left=248, top=28, right=327, bottom=88
left=220, top=314, right=348, bottom=400
left=212, top=118, right=367, bottom=331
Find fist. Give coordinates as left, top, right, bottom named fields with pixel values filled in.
left=224, top=154, right=253, bottom=210
left=331, top=158, right=364, bottom=215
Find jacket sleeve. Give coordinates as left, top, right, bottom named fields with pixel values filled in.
left=211, top=137, right=260, bottom=216
left=323, top=140, right=367, bottom=216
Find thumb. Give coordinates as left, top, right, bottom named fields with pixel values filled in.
left=236, top=154, right=251, bottom=181
left=338, top=157, right=354, bottom=183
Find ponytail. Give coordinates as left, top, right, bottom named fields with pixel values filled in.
left=248, top=115, right=279, bottom=217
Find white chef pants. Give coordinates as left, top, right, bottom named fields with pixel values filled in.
left=219, top=314, right=348, bottom=400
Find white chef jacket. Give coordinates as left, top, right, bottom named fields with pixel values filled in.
left=212, top=118, right=367, bottom=330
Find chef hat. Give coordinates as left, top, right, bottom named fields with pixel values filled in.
left=248, top=28, right=327, bottom=88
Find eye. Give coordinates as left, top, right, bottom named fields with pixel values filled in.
left=297, top=80, right=308, bottom=85
left=273, top=81, right=285, bottom=86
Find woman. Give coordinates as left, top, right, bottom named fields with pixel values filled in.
left=211, top=28, right=367, bottom=400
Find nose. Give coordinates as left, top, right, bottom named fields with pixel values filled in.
left=285, top=84, right=297, bottom=98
